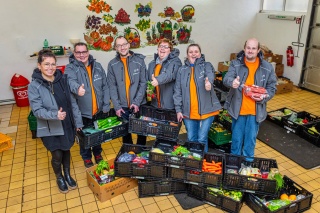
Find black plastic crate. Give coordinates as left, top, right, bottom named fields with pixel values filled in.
left=138, top=180, right=187, bottom=197
left=149, top=139, right=204, bottom=170
left=209, top=139, right=231, bottom=154
left=282, top=111, right=320, bottom=134
left=217, top=109, right=232, bottom=131
left=245, top=175, right=313, bottom=213
left=300, top=121, right=320, bottom=147
left=167, top=153, right=223, bottom=187
left=128, top=105, right=181, bottom=141
left=223, top=154, right=278, bottom=196
left=187, top=185, right=243, bottom=213
left=114, top=144, right=167, bottom=179
left=267, top=108, right=296, bottom=127
left=76, top=109, right=128, bottom=149
left=214, top=78, right=229, bottom=92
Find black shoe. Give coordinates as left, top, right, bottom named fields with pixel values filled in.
left=56, top=175, right=69, bottom=194
left=64, top=169, right=77, bottom=190
left=94, top=155, right=103, bottom=164
left=84, top=159, right=94, bottom=168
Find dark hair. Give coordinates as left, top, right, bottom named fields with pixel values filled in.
left=37, top=49, right=56, bottom=64
left=187, top=43, right=201, bottom=54
left=158, top=38, right=173, bottom=51
left=74, top=42, right=88, bottom=51
left=113, top=36, right=129, bottom=50
left=244, top=40, right=260, bottom=49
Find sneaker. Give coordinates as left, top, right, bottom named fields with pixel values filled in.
left=84, top=159, right=94, bottom=168
left=94, top=155, right=103, bottom=164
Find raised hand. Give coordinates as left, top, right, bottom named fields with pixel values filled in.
left=205, top=77, right=211, bottom=91
left=78, top=84, right=85, bottom=96
left=232, top=76, right=240, bottom=88
left=151, top=74, right=159, bottom=87
left=57, top=107, right=66, bottom=120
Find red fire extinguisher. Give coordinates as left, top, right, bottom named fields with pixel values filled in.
left=286, top=46, right=294, bottom=67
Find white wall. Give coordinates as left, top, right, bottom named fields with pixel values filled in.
left=253, top=0, right=313, bottom=85
left=0, top=0, right=260, bottom=102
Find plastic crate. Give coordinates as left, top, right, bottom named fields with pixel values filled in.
left=187, top=184, right=243, bottom=213
left=28, top=111, right=37, bottom=131
left=128, top=105, right=181, bottom=141
left=114, top=144, right=167, bottom=179
left=214, top=78, right=229, bottom=92
left=167, top=153, right=224, bottom=187
left=223, top=154, right=278, bottom=196
left=208, top=122, right=232, bottom=145
left=245, top=175, right=313, bottom=213
left=209, top=139, right=231, bottom=154
left=76, top=109, right=128, bottom=149
left=217, top=110, right=232, bottom=131
left=0, top=133, right=13, bottom=152
left=282, top=111, right=320, bottom=134
left=300, top=121, right=320, bottom=147
left=267, top=108, right=296, bottom=127
left=138, top=180, right=187, bottom=198
left=149, top=139, right=204, bottom=170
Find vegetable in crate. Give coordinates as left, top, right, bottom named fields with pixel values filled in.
left=202, top=159, right=222, bottom=174
left=171, top=145, right=201, bottom=160
left=117, top=152, right=136, bottom=162
left=94, top=116, right=121, bottom=130
left=146, top=81, right=156, bottom=101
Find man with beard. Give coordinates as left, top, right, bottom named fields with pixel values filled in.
left=107, top=36, right=147, bottom=145
left=223, top=38, right=277, bottom=158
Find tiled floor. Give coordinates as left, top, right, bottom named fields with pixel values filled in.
left=0, top=88, right=320, bottom=213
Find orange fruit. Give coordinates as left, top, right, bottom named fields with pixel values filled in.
left=280, top=194, right=289, bottom=200
left=128, top=151, right=135, bottom=154
left=288, top=194, right=297, bottom=201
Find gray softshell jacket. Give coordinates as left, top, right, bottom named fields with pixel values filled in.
left=64, top=54, right=110, bottom=119
left=107, top=51, right=147, bottom=111
left=147, top=48, right=182, bottom=109
left=223, top=50, right=277, bottom=123
left=173, top=54, right=222, bottom=117
left=28, top=69, right=83, bottom=137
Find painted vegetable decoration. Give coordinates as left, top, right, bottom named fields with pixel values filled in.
left=115, top=8, right=131, bottom=24
left=181, top=5, right=195, bottom=22
left=135, top=2, right=152, bottom=17
left=86, top=0, right=112, bottom=14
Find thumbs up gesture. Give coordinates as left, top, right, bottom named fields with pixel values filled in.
left=205, top=77, right=211, bottom=91
left=78, top=84, right=85, bottom=96
left=57, top=107, right=66, bottom=120
left=151, top=74, right=159, bottom=87
left=232, top=76, right=240, bottom=88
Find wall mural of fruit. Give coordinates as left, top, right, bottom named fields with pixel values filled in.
left=114, top=8, right=131, bottom=24
left=135, top=2, right=152, bottom=18
left=124, top=27, right=140, bottom=49
left=181, top=5, right=195, bottom=22
left=87, top=0, right=112, bottom=14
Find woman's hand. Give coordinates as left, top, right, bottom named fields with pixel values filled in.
left=205, top=77, right=211, bottom=91
left=57, top=107, right=66, bottom=120
left=177, top=112, right=183, bottom=122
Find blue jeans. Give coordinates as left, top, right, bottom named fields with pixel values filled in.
left=183, top=116, right=215, bottom=153
left=231, top=115, right=259, bottom=158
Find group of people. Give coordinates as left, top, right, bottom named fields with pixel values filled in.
left=28, top=36, right=277, bottom=194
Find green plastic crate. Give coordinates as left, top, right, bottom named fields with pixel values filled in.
left=28, top=111, right=37, bottom=131
left=208, top=122, right=231, bottom=145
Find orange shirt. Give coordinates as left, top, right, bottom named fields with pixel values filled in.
left=189, top=67, right=219, bottom=119
left=154, top=64, right=162, bottom=108
left=239, top=58, right=259, bottom=115
left=86, top=65, right=98, bottom=115
left=121, top=58, right=131, bottom=107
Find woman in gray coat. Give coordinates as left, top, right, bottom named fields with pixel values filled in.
left=28, top=50, right=83, bottom=193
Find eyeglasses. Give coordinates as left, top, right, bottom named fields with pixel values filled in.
left=158, top=45, right=170, bottom=50
left=115, top=43, right=129, bottom=49
left=74, top=51, right=88, bottom=55
left=43, top=63, right=56, bottom=68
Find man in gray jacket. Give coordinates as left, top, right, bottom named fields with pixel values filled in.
left=107, top=36, right=147, bottom=145
left=223, top=38, right=277, bottom=158
left=65, top=42, right=110, bottom=168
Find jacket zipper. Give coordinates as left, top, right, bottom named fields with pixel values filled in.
left=46, top=120, right=51, bottom=132
left=193, top=68, right=201, bottom=115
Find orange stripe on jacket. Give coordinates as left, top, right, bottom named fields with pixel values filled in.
left=154, top=64, right=162, bottom=108
left=240, top=58, right=259, bottom=115
left=121, top=58, right=131, bottom=107
left=86, top=65, right=98, bottom=115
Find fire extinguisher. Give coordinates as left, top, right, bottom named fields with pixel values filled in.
left=286, top=46, right=294, bottom=67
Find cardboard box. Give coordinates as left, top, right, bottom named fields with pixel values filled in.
left=276, top=77, right=293, bottom=94
left=230, top=53, right=237, bottom=60
left=217, top=62, right=230, bottom=71
left=272, top=54, right=283, bottom=64
left=86, top=158, right=138, bottom=202
left=263, top=53, right=273, bottom=62
left=275, top=64, right=284, bottom=77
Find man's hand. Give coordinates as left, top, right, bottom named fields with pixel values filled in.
left=177, top=112, right=183, bottom=122
left=116, top=108, right=125, bottom=117
left=57, top=107, right=66, bottom=120
left=205, top=77, right=211, bottom=91
left=151, top=74, right=159, bottom=87
left=232, top=76, right=240, bottom=88
left=130, top=104, right=139, bottom=113
left=78, top=84, right=85, bottom=96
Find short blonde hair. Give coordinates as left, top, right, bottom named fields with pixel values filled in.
left=158, top=38, right=173, bottom=51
